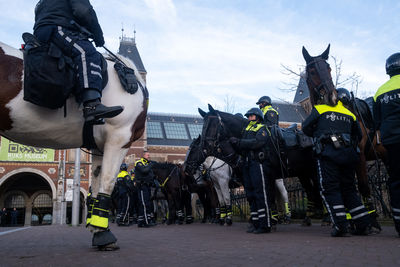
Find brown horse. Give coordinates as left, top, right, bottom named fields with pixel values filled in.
left=0, top=42, right=148, bottom=249
left=302, top=45, right=385, bottom=230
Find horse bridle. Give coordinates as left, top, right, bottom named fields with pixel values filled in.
left=202, top=113, right=239, bottom=167
left=306, top=58, right=332, bottom=99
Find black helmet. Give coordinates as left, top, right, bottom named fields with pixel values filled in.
left=386, top=53, right=400, bottom=76
left=256, top=96, right=271, bottom=105
left=245, top=107, right=264, bottom=121
left=336, top=88, right=352, bottom=106
left=120, top=163, right=128, bottom=171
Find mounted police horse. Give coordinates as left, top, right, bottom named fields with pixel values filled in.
left=193, top=106, right=324, bottom=225
left=0, top=42, right=148, bottom=250
left=302, top=44, right=383, bottom=231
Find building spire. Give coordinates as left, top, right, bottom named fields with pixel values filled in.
left=121, top=23, right=124, bottom=40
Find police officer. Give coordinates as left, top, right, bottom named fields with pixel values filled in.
left=33, top=0, right=123, bottom=124
left=127, top=169, right=139, bottom=224
left=373, top=52, right=400, bottom=237
left=115, top=163, right=130, bottom=226
left=134, top=151, right=156, bottom=227
left=302, top=95, right=370, bottom=237
left=230, top=108, right=273, bottom=234
left=256, top=96, right=279, bottom=127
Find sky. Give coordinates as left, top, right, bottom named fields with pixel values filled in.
left=0, top=0, right=399, bottom=115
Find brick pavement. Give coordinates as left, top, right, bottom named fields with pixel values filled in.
left=0, top=222, right=399, bottom=267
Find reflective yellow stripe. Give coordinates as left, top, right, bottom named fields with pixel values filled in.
left=160, top=176, right=170, bottom=187
left=117, top=170, right=129, bottom=178
left=368, top=210, right=376, bottom=214
left=245, top=121, right=265, bottom=132
left=374, top=74, right=400, bottom=101
left=315, top=101, right=356, bottom=121
left=135, top=158, right=148, bottom=167
left=346, top=213, right=351, bottom=220
left=90, top=214, right=109, bottom=229
left=261, top=105, right=279, bottom=115
left=220, top=213, right=227, bottom=218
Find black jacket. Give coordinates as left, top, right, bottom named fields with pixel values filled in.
left=373, top=75, right=400, bottom=145
left=134, top=158, right=154, bottom=184
left=237, top=121, right=270, bottom=162
left=34, top=0, right=104, bottom=46
left=302, top=101, right=361, bottom=164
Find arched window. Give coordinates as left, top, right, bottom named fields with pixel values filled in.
left=33, top=193, right=52, bottom=208
left=5, top=194, right=25, bottom=208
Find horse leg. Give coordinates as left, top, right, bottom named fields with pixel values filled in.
left=85, top=154, right=102, bottom=228
left=220, top=178, right=232, bottom=226
left=275, top=179, right=291, bottom=224
left=212, top=180, right=225, bottom=225
left=355, top=153, right=381, bottom=232
left=297, top=172, right=323, bottom=226
left=89, top=141, right=129, bottom=250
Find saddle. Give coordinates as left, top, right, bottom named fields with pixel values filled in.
left=270, top=124, right=313, bottom=149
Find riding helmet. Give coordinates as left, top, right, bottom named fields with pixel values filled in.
left=256, top=96, right=271, bottom=105
left=120, top=163, right=128, bottom=171
left=385, top=52, right=400, bottom=76
left=336, top=88, right=352, bottom=106
left=245, top=107, right=264, bottom=121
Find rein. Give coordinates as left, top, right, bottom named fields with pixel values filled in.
left=159, top=166, right=177, bottom=188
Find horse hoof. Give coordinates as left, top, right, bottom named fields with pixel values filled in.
left=92, top=229, right=117, bottom=247
left=98, top=242, right=120, bottom=251
left=226, top=219, right=232, bottom=226
left=301, top=217, right=312, bottom=227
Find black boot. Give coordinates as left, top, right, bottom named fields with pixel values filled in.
left=331, top=226, right=350, bottom=237
left=83, top=99, right=123, bottom=124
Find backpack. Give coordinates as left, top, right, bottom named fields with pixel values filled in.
left=23, top=41, right=76, bottom=109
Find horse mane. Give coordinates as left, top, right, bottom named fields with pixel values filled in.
left=151, top=161, right=177, bottom=170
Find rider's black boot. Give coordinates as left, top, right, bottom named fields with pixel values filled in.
left=83, top=99, right=123, bottom=125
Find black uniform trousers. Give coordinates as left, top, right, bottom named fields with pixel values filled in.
left=242, top=158, right=271, bottom=228
left=137, top=184, right=152, bottom=225
left=384, top=143, right=400, bottom=232
left=316, top=158, right=370, bottom=231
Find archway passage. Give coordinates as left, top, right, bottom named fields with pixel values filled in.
left=0, top=172, right=53, bottom=226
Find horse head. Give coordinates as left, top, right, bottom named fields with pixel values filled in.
left=183, top=136, right=206, bottom=176
left=302, top=44, right=337, bottom=106
left=197, top=105, right=246, bottom=167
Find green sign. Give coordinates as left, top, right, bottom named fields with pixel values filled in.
left=0, top=138, right=55, bottom=162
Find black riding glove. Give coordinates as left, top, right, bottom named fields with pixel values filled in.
left=229, top=137, right=240, bottom=145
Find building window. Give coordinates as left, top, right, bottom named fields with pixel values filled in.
left=164, top=122, right=188, bottom=140
left=33, top=194, right=52, bottom=208
left=147, top=122, right=164, bottom=138
left=187, top=124, right=203, bottom=139
left=5, top=194, right=25, bottom=208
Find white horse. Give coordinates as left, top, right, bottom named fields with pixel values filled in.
left=197, top=156, right=233, bottom=225
left=0, top=42, right=148, bottom=250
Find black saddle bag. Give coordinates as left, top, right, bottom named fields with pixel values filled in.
left=23, top=43, right=75, bottom=109
left=114, top=62, right=138, bottom=94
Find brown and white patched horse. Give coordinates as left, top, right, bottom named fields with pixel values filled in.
left=0, top=41, right=148, bottom=249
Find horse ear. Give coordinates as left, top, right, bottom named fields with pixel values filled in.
left=321, top=44, right=330, bottom=60
left=208, top=104, right=215, bottom=113
left=198, top=108, right=207, bottom=117
left=302, top=46, right=313, bottom=64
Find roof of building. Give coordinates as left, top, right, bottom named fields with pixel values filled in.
left=146, top=103, right=307, bottom=146
left=118, top=36, right=147, bottom=73
left=273, top=102, right=308, bottom=123
left=147, top=113, right=203, bottom=147
left=293, top=76, right=310, bottom=103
